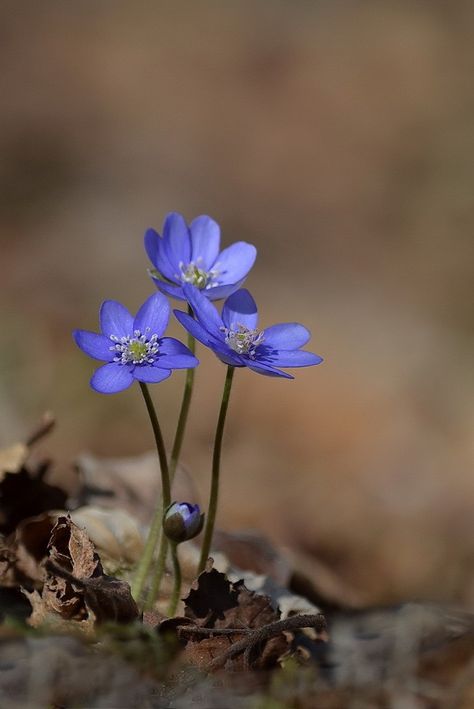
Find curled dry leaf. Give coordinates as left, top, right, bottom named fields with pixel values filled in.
left=0, top=513, right=57, bottom=590
left=48, top=514, right=102, bottom=579
left=159, top=560, right=290, bottom=671
left=31, top=514, right=102, bottom=624
left=45, top=561, right=139, bottom=625
left=24, top=515, right=138, bottom=627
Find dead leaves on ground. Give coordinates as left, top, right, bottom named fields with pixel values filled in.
left=1, top=422, right=474, bottom=708
left=158, top=560, right=321, bottom=671
left=22, top=515, right=138, bottom=628
left=0, top=423, right=138, bottom=630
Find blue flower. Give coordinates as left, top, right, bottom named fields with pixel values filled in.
left=145, top=212, right=257, bottom=301
left=174, top=285, right=323, bottom=379
left=73, top=292, right=199, bottom=394
left=163, top=502, right=204, bottom=543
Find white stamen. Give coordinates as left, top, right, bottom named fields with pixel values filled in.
left=177, top=260, right=220, bottom=289
left=221, top=323, right=264, bottom=359
left=109, top=331, right=160, bottom=365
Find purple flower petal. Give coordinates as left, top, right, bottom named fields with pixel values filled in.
left=214, top=242, right=257, bottom=285
left=73, top=330, right=114, bottom=362
left=245, top=360, right=294, bottom=379
left=162, top=212, right=191, bottom=270
left=202, top=281, right=245, bottom=301
left=190, top=216, right=220, bottom=269
left=215, top=349, right=245, bottom=367
left=262, top=323, right=311, bottom=350
left=152, top=241, right=179, bottom=283
left=222, top=289, right=258, bottom=330
left=152, top=278, right=186, bottom=300
left=133, top=292, right=170, bottom=337
left=155, top=353, right=199, bottom=369
left=173, top=311, right=243, bottom=365
left=155, top=338, right=199, bottom=369
left=182, top=284, right=223, bottom=336
left=174, top=310, right=218, bottom=347
left=258, top=349, right=323, bottom=367
left=90, top=363, right=134, bottom=394
left=158, top=337, right=196, bottom=356
left=132, top=365, right=172, bottom=384
left=144, top=228, right=160, bottom=265
left=100, top=301, right=134, bottom=339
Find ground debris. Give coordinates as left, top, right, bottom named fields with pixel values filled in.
left=158, top=560, right=325, bottom=671
left=0, top=419, right=66, bottom=536
left=29, top=515, right=138, bottom=626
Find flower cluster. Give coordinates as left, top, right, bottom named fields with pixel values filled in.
left=74, top=210, right=323, bottom=609
left=76, top=211, right=322, bottom=385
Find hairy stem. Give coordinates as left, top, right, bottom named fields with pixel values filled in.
left=167, top=542, right=182, bottom=617
left=145, top=311, right=197, bottom=609
left=198, top=365, right=234, bottom=573
left=131, top=383, right=170, bottom=606
left=169, top=311, right=196, bottom=481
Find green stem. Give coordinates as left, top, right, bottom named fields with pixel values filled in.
left=198, top=365, right=235, bottom=574
left=167, top=542, right=182, bottom=616
left=169, top=312, right=196, bottom=481
left=131, top=383, right=171, bottom=606
left=145, top=314, right=196, bottom=609
left=144, top=533, right=168, bottom=610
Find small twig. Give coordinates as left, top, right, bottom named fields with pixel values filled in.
left=205, top=613, right=326, bottom=671
left=26, top=412, right=55, bottom=448
left=177, top=625, right=253, bottom=637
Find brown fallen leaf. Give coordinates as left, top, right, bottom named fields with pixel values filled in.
left=48, top=514, right=102, bottom=579
left=24, top=515, right=138, bottom=626
left=0, top=513, right=57, bottom=589
left=45, top=560, right=139, bottom=624
left=27, top=515, right=102, bottom=623
left=159, top=560, right=290, bottom=670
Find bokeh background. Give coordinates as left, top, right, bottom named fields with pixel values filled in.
left=1, top=1, right=473, bottom=606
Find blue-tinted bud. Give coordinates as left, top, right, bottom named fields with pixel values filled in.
left=163, top=502, right=204, bottom=543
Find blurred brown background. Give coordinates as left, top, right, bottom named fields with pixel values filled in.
left=1, top=1, right=473, bottom=605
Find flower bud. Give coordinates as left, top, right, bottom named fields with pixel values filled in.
left=163, top=502, right=204, bottom=543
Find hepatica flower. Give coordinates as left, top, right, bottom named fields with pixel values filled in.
left=145, top=212, right=257, bottom=301
left=175, top=284, right=323, bottom=379
left=73, top=292, right=199, bottom=394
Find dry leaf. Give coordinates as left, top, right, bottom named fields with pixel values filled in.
left=0, top=513, right=57, bottom=589
left=48, top=514, right=102, bottom=579
left=160, top=561, right=289, bottom=671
